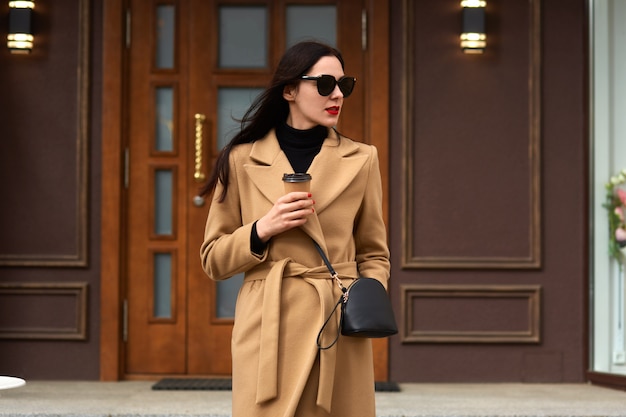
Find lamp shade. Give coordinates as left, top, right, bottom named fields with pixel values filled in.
left=460, top=0, right=486, bottom=53
left=8, top=1, right=35, bottom=53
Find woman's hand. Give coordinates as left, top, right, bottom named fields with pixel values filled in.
left=255, top=192, right=315, bottom=242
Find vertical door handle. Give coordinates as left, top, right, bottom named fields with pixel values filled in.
left=194, top=113, right=207, bottom=182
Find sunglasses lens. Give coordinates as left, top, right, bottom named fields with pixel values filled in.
left=316, top=75, right=336, bottom=96
left=305, top=75, right=356, bottom=97
left=338, top=77, right=355, bottom=97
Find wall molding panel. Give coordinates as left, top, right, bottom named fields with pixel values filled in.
left=0, top=282, right=88, bottom=340
left=0, top=0, right=90, bottom=267
left=400, top=284, right=541, bottom=343
left=401, top=0, right=542, bottom=269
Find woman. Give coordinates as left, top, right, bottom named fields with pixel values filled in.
left=200, top=41, right=390, bottom=417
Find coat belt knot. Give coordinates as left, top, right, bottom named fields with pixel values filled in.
left=249, top=258, right=358, bottom=413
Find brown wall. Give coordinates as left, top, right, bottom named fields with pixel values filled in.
left=389, top=0, right=587, bottom=382
left=0, top=0, right=102, bottom=379
left=0, top=0, right=589, bottom=382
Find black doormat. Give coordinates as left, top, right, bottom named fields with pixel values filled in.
left=374, top=381, right=401, bottom=392
left=152, top=378, right=232, bottom=391
left=152, top=378, right=400, bottom=392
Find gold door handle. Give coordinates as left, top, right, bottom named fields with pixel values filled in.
left=194, top=113, right=206, bottom=182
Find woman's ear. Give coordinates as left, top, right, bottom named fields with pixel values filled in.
left=283, top=84, right=297, bottom=102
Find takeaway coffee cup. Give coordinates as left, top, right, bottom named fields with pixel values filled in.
left=282, top=173, right=312, bottom=193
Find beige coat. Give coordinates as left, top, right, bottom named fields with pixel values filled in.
left=200, top=129, right=390, bottom=417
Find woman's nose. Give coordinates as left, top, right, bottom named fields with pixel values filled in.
left=329, top=84, right=343, bottom=98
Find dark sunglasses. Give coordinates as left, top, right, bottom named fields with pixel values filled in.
left=300, top=74, right=356, bottom=97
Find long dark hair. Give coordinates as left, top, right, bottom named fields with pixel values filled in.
left=199, top=41, right=346, bottom=201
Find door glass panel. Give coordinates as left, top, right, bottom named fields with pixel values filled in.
left=215, top=87, right=263, bottom=318
left=217, top=88, right=264, bottom=148
left=155, top=87, right=174, bottom=152
left=286, top=5, right=337, bottom=47
left=155, top=4, right=175, bottom=69
left=219, top=6, right=268, bottom=68
left=154, top=169, right=173, bottom=235
left=153, top=252, right=172, bottom=318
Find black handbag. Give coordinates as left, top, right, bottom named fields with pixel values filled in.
left=313, top=240, right=398, bottom=350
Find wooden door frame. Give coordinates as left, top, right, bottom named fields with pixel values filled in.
left=100, top=0, right=390, bottom=381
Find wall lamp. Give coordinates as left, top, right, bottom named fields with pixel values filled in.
left=8, top=1, right=35, bottom=54
left=460, top=0, right=486, bottom=54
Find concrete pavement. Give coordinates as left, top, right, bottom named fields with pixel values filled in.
left=1, top=381, right=626, bottom=416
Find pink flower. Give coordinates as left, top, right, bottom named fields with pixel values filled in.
left=616, top=227, right=626, bottom=242
left=618, top=189, right=626, bottom=206
left=616, top=207, right=624, bottom=221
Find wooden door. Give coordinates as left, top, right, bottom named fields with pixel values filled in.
left=124, top=0, right=389, bottom=379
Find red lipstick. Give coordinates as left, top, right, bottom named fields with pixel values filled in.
left=326, top=106, right=340, bottom=115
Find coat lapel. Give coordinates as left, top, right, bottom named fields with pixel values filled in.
left=243, top=129, right=368, bottom=252
left=307, top=132, right=366, bottom=214
left=243, top=130, right=292, bottom=205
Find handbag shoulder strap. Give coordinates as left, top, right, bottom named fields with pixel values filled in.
left=316, top=297, right=343, bottom=350
left=311, top=239, right=347, bottom=294
left=312, top=238, right=348, bottom=350
left=312, top=239, right=336, bottom=276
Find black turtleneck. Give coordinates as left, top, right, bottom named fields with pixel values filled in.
left=276, top=122, right=327, bottom=173
left=250, top=122, right=327, bottom=256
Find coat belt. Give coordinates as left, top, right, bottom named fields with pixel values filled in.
left=245, top=258, right=358, bottom=413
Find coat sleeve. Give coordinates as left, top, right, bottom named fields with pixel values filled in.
left=354, top=145, right=391, bottom=289
left=200, top=151, right=267, bottom=281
